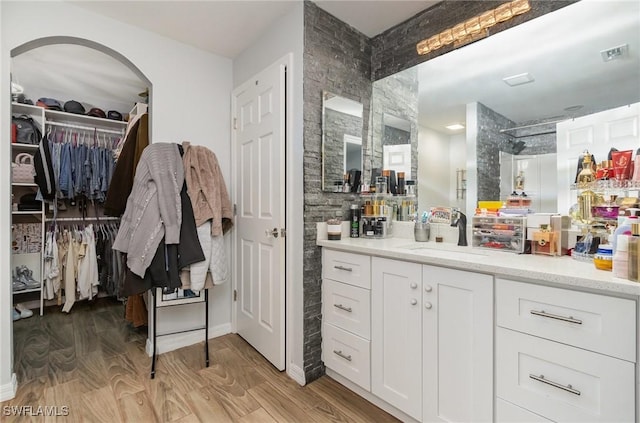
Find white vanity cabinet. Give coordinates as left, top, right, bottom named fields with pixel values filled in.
left=371, top=257, right=423, bottom=420
left=321, top=249, right=372, bottom=390
left=422, top=265, right=494, bottom=423
left=495, top=278, right=637, bottom=422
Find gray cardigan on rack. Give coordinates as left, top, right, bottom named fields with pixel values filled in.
left=113, top=143, right=184, bottom=277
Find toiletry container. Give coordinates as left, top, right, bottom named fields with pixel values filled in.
left=613, top=235, right=629, bottom=278
left=593, top=244, right=613, bottom=271
left=612, top=210, right=640, bottom=252
left=415, top=222, right=430, bottom=242
left=350, top=204, right=360, bottom=238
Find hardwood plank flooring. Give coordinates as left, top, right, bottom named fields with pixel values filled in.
left=3, top=298, right=399, bottom=422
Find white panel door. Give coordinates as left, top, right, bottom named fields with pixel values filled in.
left=232, top=59, right=286, bottom=370
left=423, top=265, right=493, bottom=423
left=371, top=257, right=422, bottom=420
left=556, top=102, right=639, bottom=214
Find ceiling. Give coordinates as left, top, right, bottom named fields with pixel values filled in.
left=13, top=1, right=639, bottom=133
left=70, top=0, right=439, bottom=57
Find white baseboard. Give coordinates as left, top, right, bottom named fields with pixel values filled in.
left=145, top=323, right=231, bottom=356
left=325, top=369, right=419, bottom=423
left=287, top=363, right=306, bottom=386
left=0, top=373, right=18, bottom=402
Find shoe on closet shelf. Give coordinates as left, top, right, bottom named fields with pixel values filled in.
left=12, top=309, right=21, bottom=321
left=17, top=266, right=40, bottom=289
left=12, top=271, right=27, bottom=292
left=15, top=304, right=33, bottom=319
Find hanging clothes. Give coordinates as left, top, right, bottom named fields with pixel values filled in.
left=113, top=143, right=184, bottom=278
left=181, top=142, right=233, bottom=292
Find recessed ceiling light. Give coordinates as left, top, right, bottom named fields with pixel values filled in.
left=503, top=72, right=535, bottom=87
left=446, top=123, right=465, bottom=130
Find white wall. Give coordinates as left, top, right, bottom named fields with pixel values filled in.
left=1, top=0, right=233, bottom=399
left=418, top=126, right=451, bottom=214
left=232, top=2, right=305, bottom=385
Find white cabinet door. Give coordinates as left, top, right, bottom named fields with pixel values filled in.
left=371, top=257, right=422, bottom=420
left=423, top=265, right=493, bottom=423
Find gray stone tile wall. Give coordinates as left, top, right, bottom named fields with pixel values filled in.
left=477, top=102, right=515, bottom=201
left=323, top=108, right=363, bottom=189
left=371, top=1, right=576, bottom=81
left=303, top=1, right=372, bottom=382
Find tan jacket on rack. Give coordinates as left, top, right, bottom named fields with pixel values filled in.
left=182, top=142, right=233, bottom=236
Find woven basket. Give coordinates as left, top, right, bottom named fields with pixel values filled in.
left=12, top=153, right=34, bottom=183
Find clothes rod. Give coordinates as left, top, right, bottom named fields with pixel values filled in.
left=46, top=216, right=120, bottom=222
left=45, top=120, right=124, bottom=135
left=499, top=118, right=566, bottom=133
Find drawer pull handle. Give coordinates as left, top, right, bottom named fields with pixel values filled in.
left=333, top=303, right=352, bottom=313
left=530, top=310, right=582, bottom=325
left=334, top=265, right=353, bottom=272
left=529, top=374, right=581, bottom=396
left=333, top=350, right=352, bottom=362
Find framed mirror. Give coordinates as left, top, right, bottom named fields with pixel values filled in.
left=322, top=91, right=364, bottom=192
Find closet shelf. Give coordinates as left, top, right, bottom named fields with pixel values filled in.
left=45, top=120, right=125, bottom=135
left=46, top=109, right=127, bottom=131
left=13, top=287, right=42, bottom=294
left=12, top=211, right=43, bottom=215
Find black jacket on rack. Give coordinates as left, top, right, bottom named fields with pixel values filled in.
left=120, top=181, right=205, bottom=296
left=33, top=134, right=57, bottom=200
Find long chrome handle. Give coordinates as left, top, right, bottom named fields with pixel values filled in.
left=333, top=350, right=352, bottom=361
left=529, top=374, right=581, bottom=396
left=333, top=303, right=352, bottom=313
left=334, top=265, right=353, bottom=272
left=530, top=310, right=582, bottom=325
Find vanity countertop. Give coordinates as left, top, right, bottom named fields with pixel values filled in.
left=317, top=237, right=640, bottom=297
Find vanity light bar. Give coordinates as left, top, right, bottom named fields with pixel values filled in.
left=416, top=0, right=531, bottom=55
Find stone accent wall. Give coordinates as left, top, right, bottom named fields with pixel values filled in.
left=477, top=102, right=516, bottom=201
left=371, top=69, right=419, bottom=183
left=512, top=120, right=557, bottom=155
left=371, top=1, right=576, bottom=81
left=303, top=1, right=372, bottom=382
left=384, top=126, right=411, bottom=146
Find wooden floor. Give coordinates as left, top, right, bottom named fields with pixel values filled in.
left=3, top=298, right=398, bottom=422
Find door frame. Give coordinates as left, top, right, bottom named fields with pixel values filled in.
left=230, top=53, right=299, bottom=380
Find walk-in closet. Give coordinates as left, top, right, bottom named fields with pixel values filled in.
left=10, top=42, right=152, bottom=387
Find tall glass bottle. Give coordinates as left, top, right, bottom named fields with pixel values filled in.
left=627, top=223, right=640, bottom=281
left=577, top=151, right=596, bottom=187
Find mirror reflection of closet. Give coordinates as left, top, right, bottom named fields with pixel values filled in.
left=321, top=91, right=364, bottom=192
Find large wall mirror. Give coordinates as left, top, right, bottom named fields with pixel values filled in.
left=322, top=91, right=364, bottom=192
left=373, top=0, right=640, bottom=215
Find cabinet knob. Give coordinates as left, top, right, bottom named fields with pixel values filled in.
left=410, top=282, right=418, bottom=289
left=425, top=285, right=433, bottom=292
left=410, top=298, right=418, bottom=306
left=424, top=302, right=432, bottom=309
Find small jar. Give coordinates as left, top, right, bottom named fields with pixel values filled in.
left=593, top=244, right=613, bottom=271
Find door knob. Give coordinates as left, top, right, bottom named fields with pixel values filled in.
left=410, top=298, right=418, bottom=306
left=425, top=302, right=432, bottom=309
left=410, top=282, right=418, bottom=289
left=266, top=228, right=279, bottom=238
left=425, top=285, right=433, bottom=292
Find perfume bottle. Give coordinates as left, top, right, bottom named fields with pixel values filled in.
left=577, top=151, right=596, bottom=187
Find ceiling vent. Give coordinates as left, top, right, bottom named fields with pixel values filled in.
left=503, top=72, right=535, bottom=87
left=601, top=44, right=628, bottom=62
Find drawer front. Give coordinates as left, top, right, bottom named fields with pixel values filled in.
left=322, top=249, right=371, bottom=289
left=322, top=279, right=370, bottom=339
left=322, top=323, right=370, bottom=391
left=496, top=278, right=636, bottom=362
left=496, top=398, right=552, bottom=423
left=496, top=328, right=635, bottom=423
